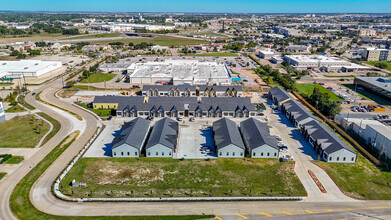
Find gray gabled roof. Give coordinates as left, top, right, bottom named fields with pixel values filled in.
left=112, top=117, right=151, bottom=150
left=142, top=85, right=197, bottom=92
left=282, top=99, right=315, bottom=123
left=302, top=120, right=356, bottom=155
left=199, top=85, right=243, bottom=92
left=268, top=86, right=291, bottom=103
left=240, top=118, right=278, bottom=151
left=146, top=117, right=178, bottom=150
left=213, top=118, right=245, bottom=150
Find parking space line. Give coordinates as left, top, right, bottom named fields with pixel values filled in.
left=304, top=210, right=314, bottom=214
left=281, top=211, right=293, bottom=215
left=215, top=217, right=223, bottom=220
left=259, top=212, right=272, bottom=217
left=236, top=214, right=248, bottom=219
left=327, top=209, right=333, bottom=212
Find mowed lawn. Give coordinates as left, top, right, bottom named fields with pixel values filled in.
left=296, top=83, right=343, bottom=101
left=191, top=52, right=238, bottom=57
left=80, top=74, right=116, bottom=83
left=95, top=35, right=209, bottom=46
left=314, top=155, right=391, bottom=200
left=0, top=115, right=50, bottom=148
left=66, top=33, right=122, bottom=40
left=365, top=61, right=391, bottom=72
left=61, top=158, right=306, bottom=198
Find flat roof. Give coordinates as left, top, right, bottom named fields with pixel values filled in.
left=127, top=60, right=230, bottom=80
left=284, top=55, right=348, bottom=64
left=356, top=77, right=391, bottom=94
left=0, top=60, right=61, bottom=73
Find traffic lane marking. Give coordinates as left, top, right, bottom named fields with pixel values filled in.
left=259, top=212, right=272, bottom=217
left=304, top=210, right=314, bottom=214
left=216, top=217, right=223, bottom=220
left=236, top=214, right=248, bottom=219
left=281, top=211, right=293, bottom=215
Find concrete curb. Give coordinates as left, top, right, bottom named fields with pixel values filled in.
left=34, top=113, right=54, bottom=148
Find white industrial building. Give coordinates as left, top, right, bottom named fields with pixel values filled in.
left=283, top=55, right=370, bottom=72
left=127, top=60, right=232, bottom=85
left=92, top=23, right=175, bottom=32
left=0, top=60, right=62, bottom=78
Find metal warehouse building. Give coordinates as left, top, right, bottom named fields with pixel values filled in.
left=111, top=118, right=151, bottom=157
left=240, top=118, right=279, bottom=158
left=354, top=77, right=391, bottom=102
left=269, top=86, right=357, bottom=163
left=127, top=60, right=232, bottom=85
left=213, top=118, right=245, bottom=158
left=0, top=60, right=62, bottom=78
left=146, top=118, right=178, bottom=158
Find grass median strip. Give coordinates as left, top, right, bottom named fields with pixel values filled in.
left=60, top=158, right=306, bottom=198
left=9, top=132, right=214, bottom=220
left=36, top=91, right=83, bottom=121
left=37, top=112, right=61, bottom=147
left=18, top=94, right=36, bottom=110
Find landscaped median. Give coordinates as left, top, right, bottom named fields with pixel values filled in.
left=35, top=91, right=83, bottom=121
left=59, top=158, right=306, bottom=199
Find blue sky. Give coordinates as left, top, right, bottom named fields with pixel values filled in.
left=2, top=0, right=391, bottom=13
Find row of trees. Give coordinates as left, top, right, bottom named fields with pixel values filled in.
left=306, top=88, right=342, bottom=117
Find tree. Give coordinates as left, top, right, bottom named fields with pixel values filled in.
left=213, top=46, right=218, bottom=52
left=375, top=62, right=388, bottom=69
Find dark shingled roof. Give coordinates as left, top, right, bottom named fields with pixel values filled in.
left=282, top=99, right=315, bottom=123
left=142, top=85, right=197, bottom=92
left=269, top=86, right=291, bottom=103
left=240, top=118, right=278, bottom=151
left=199, top=85, right=243, bottom=92
left=112, top=117, right=151, bottom=150
left=93, top=96, right=255, bottom=112
left=146, top=117, right=178, bottom=150
left=302, top=119, right=356, bottom=155
left=213, top=118, right=245, bottom=150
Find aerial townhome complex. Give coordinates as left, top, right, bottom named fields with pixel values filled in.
left=142, top=85, right=243, bottom=97
left=269, top=87, right=357, bottom=163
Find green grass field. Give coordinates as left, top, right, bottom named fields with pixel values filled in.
left=37, top=112, right=61, bottom=147
left=73, top=85, right=121, bottom=91
left=95, top=35, right=209, bottom=46
left=5, top=104, right=25, bottom=113
left=80, top=74, right=116, bottom=83
left=295, top=83, right=343, bottom=101
left=0, top=115, right=50, bottom=148
left=17, top=95, right=36, bottom=110
left=314, top=154, right=391, bottom=200
left=9, top=133, right=213, bottom=220
left=0, top=173, right=5, bottom=180
left=60, top=158, right=305, bottom=198
left=365, top=61, right=391, bottom=71
left=191, top=52, right=237, bottom=57
left=4, top=156, right=24, bottom=164
left=67, top=33, right=122, bottom=40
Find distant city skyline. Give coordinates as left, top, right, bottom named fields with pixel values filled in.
left=2, top=0, right=391, bottom=13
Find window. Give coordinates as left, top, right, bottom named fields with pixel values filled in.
left=329, top=157, right=332, bottom=161
left=226, top=152, right=229, bottom=156
left=219, top=152, right=222, bottom=156
left=135, top=152, right=137, bottom=156
left=253, top=152, right=256, bottom=156
left=343, top=157, right=346, bottom=161
left=127, top=152, right=130, bottom=156
left=169, top=152, right=171, bottom=156
left=274, top=153, right=277, bottom=157
left=261, top=152, right=264, bottom=156
left=113, top=152, right=116, bottom=156
left=121, top=152, right=124, bottom=156
left=233, top=152, right=235, bottom=156
left=351, top=157, right=354, bottom=161
left=240, top=152, right=243, bottom=156
left=267, top=153, right=270, bottom=156
left=162, top=152, right=164, bottom=156
left=156, top=152, right=158, bottom=156
left=139, top=112, right=144, bottom=116
left=337, top=157, right=339, bottom=161
left=148, top=152, right=150, bottom=156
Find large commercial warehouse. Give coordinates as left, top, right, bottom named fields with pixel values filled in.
left=127, top=60, right=232, bottom=85
left=0, top=60, right=62, bottom=77
left=269, top=86, right=357, bottom=163
left=283, top=55, right=369, bottom=72
left=354, top=77, right=391, bottom=102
